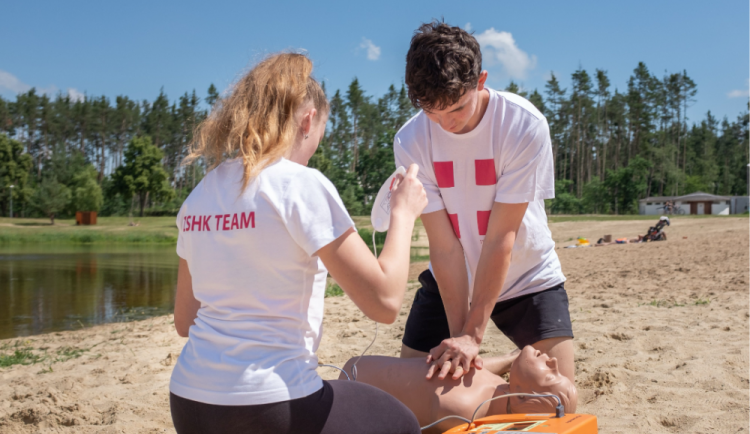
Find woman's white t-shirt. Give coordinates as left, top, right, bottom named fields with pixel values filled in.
left=169, top=158, right=354, bottom=406
left=394, top=88, right=565, bottom=303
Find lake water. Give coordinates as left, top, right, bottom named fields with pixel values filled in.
left=0, top=245, right=179, bottom=340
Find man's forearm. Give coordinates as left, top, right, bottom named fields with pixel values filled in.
left=461, top=240, right=513, bottom=344
left=430, top=245, right=470, bottom=337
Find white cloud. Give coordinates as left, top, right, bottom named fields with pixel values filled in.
left=0, top=69, right=32, bottom=94
left=475, top=28, right=537, bottom=80
left=359, top=38, right=381, bottom=61
left=67, top=88, right=85, bottom=102
left=0, top=69, right=63, bottom=98
left=727, top=79, right=750, bottom=98
left=465, top=22, right=473, bottom=33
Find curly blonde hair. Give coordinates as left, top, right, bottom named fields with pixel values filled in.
left=185, top=52, right=328, bottom=190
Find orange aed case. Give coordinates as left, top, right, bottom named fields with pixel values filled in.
left=442, top=413, right=597, bottom=434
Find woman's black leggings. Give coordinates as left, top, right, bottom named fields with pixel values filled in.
left=170, top=380, right=421, bottom=434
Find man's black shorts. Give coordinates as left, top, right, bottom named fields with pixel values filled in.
left=402, top=270, right=573, bottom=353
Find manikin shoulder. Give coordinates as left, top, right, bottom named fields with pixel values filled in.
left=434, top=369, right=507, bottom=417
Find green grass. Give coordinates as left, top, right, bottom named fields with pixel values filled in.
left=0, top=347, right=43, bottom=367
left=53, top=346, right=89, bottom=363
left=0, top=216, right=424, bottom=245
left=0, top=340, right=93, bottom=369
left=325, top=282, right=344, bottom=298
left=351, top=216, right=424, bottom=230
left=0, top=216, right=178, bottom=244
left=2, top=214, right=739, bottom=245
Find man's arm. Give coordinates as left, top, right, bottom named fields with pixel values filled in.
left=421, top=210, right=470, bottom=337
left=427, top=201, right=527, bottom=380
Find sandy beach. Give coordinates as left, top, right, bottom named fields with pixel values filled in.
left=1, top=216, right=747, bottom=433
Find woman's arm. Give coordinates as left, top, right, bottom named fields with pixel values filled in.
left=317, top=164, right=427, bottom=324
left=174, top=258, right=200, bottom=337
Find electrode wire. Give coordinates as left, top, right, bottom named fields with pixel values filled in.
left=419, top=392, right=564, bottom=431
left=316, top=322, right=377, bottom=382
left=469, top=392, right=564, bottom=425
left=317, top=364, right=350, bottom=381
left=318, top=233, right=381, bottom=382
left=346, top=231, right=382, bottom=380
left=351, top=322, right=378, bottom=381
left=419, top=415, right=471, bottom=431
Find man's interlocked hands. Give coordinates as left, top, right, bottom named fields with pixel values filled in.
left=425, top=334, right=484, bottom=380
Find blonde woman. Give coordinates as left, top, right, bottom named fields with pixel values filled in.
left=170, top=53, right=426, bottom=434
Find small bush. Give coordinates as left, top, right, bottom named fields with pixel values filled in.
left=325, top=282, right=344, bottom=298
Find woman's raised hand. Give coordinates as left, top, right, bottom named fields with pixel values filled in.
left=389, top=164, right=427, bottom=220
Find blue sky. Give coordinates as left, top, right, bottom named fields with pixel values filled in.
left=1, top=0, right=748, bottom=123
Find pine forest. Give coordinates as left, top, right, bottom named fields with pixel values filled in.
left=0, top=62, right=747, bottom=222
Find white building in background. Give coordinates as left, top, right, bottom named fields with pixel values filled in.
left=731, top=196, right=749, bottom=214
left=638, top=192, right=734, bottom=215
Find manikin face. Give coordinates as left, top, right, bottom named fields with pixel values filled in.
left=510, top=345, right=562, bottom=389
left=421, top=70, right=488, bottom=134
left=508, top=346, right=575, bottom=413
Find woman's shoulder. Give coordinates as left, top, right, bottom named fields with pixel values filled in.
left=262, top=159, right=334, bottom=192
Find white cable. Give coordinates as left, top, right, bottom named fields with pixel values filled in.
left=420, top=392, right=564, bottom=432
left=319, top=229, right=380, bottom=382
left=351, top=322, right=378, bottom=381
left=419, top=415, right=471, bottom=431
left=469, top=392, right=564, bottom=425
left=318, top=364, right=350, bottom=381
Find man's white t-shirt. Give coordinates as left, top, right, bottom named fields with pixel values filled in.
left=394, top=88, right=565, bottom=303
left=170, top=158, right=354, bottom=406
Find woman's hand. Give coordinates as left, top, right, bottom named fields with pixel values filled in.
left=389, top=164, right=427, bottom=221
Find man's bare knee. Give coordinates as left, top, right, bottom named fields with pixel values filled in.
left=400, top=343, right=429, bottom=359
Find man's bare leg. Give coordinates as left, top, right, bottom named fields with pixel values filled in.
left=530, top=337, right=574, bottom=383
left=400, top=343, right=429, bottom=358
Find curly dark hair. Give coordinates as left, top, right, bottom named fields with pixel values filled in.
left=405, top=21, right=482, bottom=111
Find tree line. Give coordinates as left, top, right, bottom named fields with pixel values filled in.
left=537, top=63, right=748, bottom=214
left=0, top=61, right=747, bottom=222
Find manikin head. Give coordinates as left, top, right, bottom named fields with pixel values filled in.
left=508, top=346, right=577, bottom=414
left=405, top=21, right=489, bottom=134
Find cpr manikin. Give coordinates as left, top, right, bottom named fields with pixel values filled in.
left=338, top=345, right=577, bottom=434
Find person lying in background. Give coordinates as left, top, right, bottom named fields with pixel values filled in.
left=338, top=346, right=577, bottom=433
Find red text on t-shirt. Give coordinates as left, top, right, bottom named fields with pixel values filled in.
left=182, top=212, right=255, bottom=232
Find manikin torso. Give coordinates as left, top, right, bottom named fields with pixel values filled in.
left=343, top=356, right=509, bottom=433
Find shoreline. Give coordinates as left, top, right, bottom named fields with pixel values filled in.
left=0, top=214, right=744, bottom=245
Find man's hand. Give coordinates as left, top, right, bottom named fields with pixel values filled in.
left=425, top=334, right=484, bottom=380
